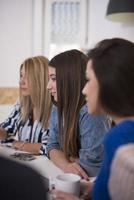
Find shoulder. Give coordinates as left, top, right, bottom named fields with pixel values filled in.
left=0, top=156, right=47, bottom=200
left=106, top=120, right=134, bottom=140
left=79, top=105, right=107, bottom=124
left=49, top=104, right=58, bottom=123
left=80, top=104, right=88, bottom=113
left=104, top=120, right=134, bottom=151
left=0, top=155, right=38, bottom=179
left=79, top=105, right=90, bottom=125
left=11, top=100, right=21, bottom=112
left=51, top=104, right=58, bottom=113
left=79, top=105, right=88, bottom=118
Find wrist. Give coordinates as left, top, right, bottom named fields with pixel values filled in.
left=13, top=141, right=27, bottom=151
left=19, top=142, right=26, bottom=151
left=62, top=161, right=72, bottom=172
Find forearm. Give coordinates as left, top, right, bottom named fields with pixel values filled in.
left=0, top=128, right=7, bottom=140
left=13, top=141, right=41, bottom=155
left=49, top=149, right=89, bottom=179
left=49, top=149, right=70, bottom=171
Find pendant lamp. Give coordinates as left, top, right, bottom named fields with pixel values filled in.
left=106, top=0, right=134, bottom=22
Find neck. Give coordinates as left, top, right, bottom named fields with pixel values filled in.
left=33, top=107, right=39, bottom=121
left=112, top=115, right=134, bottom=125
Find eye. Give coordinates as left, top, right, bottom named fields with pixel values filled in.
left=86, top=77, right=90, bottom=82
left=52, top=77, right=56, bottom=81
left=20, top=73, right=23, bottom=78
left=50, top=75, right=56, bottom=81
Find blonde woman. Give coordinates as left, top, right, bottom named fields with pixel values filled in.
left=0, top=56, right=51, bottom=155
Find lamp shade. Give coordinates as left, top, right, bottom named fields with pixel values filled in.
left=106, top=0, right=134, bottom=22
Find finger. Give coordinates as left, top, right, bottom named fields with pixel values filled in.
left=73, top=163, right=89, bottom=180
left=68, top=162, right=84, bottom=177
left=52, top=190, right=78, bottom=200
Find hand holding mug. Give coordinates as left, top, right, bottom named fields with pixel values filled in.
left=50, top=173, right=81, bottom=196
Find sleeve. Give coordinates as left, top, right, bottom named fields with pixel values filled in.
left=0, top=101, right=21, bottom=137
left=46, top=105, right=61, bottom=156
left=78, top=106, right=109, bottom=177
left=39, top=129, right=49, bottom=155
left=92, top=130, right=117, bottom=200
left=92, top=144, right=110, bottom=200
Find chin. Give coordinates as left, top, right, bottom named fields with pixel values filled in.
left=53, top=94, right=57, bottom=101
left=21, top=92, right=30, bottom=96
left=54, top=97, right=57, bottom=101
left=88, top=109, right=95, bottom=114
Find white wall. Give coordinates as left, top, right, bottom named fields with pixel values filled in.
left=0, top=0, right=33, bottom=87
left=88, top=0, right=134, bottom=48
left=0, top=105, right=12, bottom=121
left=0, top=0, right=134, bottom=120
left=0, top=0, right=134, bottom=86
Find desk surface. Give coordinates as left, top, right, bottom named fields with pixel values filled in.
left=0, top=145, right=64, bottom=179
left=0, top=145, right=94, bottom=199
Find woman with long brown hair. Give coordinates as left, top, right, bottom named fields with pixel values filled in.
left=47, top=49, right=109, bottom=179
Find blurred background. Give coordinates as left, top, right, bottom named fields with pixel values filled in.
left=0, top=0, right=134, bottom=120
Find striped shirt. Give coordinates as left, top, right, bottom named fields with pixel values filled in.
left=0, top=101, right=49, bottom=155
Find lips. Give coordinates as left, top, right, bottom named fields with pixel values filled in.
left=51, top=92, right=56, bottom=95
left=20, top=87, right=28, bottom=90
left=85, top=98, right=88, bottom=102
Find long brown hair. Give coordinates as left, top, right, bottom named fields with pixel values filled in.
left=49, top=50, right=88, bottom=159
left=20, top=56, right=51, bottom=129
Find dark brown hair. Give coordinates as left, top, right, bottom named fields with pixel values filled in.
left=49, top=49, right=88, bottom=159
left=87, top=38, right=134, bottom=117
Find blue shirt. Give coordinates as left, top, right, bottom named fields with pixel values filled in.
left=93, top=120, right=134, bottom=200
left=47, top=105, right=110, bottom=177
left=0, top=101, right=49, bottom=155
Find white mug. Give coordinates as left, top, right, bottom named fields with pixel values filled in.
left=49, top=173, right=81, bottom=196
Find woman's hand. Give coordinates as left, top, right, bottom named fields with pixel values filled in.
left=12, top=141, right=41, bottom=154
left=80, top=179, right=93, bottom=199
left=64, top=162, right=89, bottom=180
left=51, top=189, right=80, bottom=200
left=12, top=141, right=25, bottom=150
left=49, top=150, right=89, bottom=180
left=51, top=180, right=93, bottom=200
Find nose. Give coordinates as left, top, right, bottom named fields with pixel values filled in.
left=47, top=80, right=52, bottom=91
left=19, top=76, right=26, bottom=86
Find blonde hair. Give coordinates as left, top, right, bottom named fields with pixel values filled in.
left=20, top=56, right=51, bottom=129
